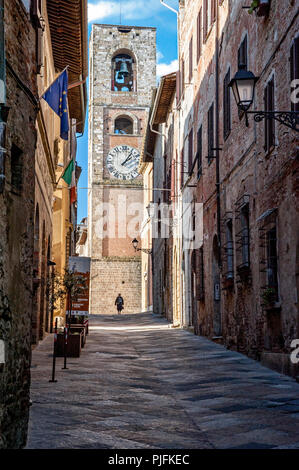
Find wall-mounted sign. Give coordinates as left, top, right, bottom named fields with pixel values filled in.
left=214, top=282, right=220, bottom=301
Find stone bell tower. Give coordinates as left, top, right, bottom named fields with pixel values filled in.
left=88, top=24, right=156, bottom=314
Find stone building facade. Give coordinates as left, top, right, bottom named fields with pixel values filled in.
left=88, top=24, right=156, bottom=314
left=154, top=0, right=299, bottom=377
left=0, top=0, right=38, bottom=449
left=0, top=0, right=87, bottom=448
left=34, top=0, right=87, bottom=337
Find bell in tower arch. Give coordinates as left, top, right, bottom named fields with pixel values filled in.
left=118, top=60, right=129, bottom=78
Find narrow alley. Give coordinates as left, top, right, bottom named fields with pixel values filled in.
left=27, top=314, right=299, bottom=450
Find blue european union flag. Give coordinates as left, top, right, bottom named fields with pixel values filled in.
left=42, top=69, right=69, bottom=140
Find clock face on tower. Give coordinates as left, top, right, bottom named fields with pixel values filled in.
left=106, top=145, right=140, bottom=180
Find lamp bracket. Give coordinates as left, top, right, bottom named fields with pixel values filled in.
left=136, top=248, right=153, bottom=255
left=246, top=111, right=299, bottom=132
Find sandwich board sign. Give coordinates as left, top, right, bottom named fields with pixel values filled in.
left=68, top=257, right=90, bottom=316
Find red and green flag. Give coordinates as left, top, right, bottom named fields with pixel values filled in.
left=62, top=159, right=77, bottom=204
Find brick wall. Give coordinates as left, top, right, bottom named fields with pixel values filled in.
left=175, top=0, right=299, bottom=371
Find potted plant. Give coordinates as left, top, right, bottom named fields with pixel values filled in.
left=248, top=0, right=270, bottom=17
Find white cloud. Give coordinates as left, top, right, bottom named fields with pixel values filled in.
left=88, top=0, right=164, bottom=22
left=88, top=2, right=115, bottom=21
left=157, top=50, right=164, bottom=62
left=157, top=59, right=178, bottom=79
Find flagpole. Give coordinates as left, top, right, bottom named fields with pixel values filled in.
left=39, top=65, right=69, bottom=101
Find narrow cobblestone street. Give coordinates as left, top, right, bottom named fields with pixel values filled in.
left=26, top=313, right=299, bottom=449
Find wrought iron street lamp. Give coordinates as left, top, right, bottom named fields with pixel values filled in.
left=132, top=238, right=152, bottom=255
left=229, top=66, right=299, bottom=131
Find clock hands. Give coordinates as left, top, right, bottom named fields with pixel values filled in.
left=121, top=150, right=134, bottom=166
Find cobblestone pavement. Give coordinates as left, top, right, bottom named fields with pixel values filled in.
left=26, top=313, right=299, bottom=449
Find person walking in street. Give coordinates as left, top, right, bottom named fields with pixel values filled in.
left=115, top=294, right=124, bottom=314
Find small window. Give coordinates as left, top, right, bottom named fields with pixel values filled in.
left=223, top=68, right=231, bottom=140
left=203, top=0, right=216, bottom=42
left=180, top=58, right=185, bottom=100
left=197, top=126, right=202, bottom=179
left=240, top=203, right=250, bottom=268
left=180, top=147, right=184, bottom=188
left=188, top=128, right=193, bottom=174
left=225, top=219, right=234, bottom=279
left=112, top=54, right=134, bottom=92
left=114, top=116, right=133, bottom=134
left=197, top=9, right=202, bottom=62
left=290, top=36, right=299, bottom=112
left=189, top=36, right=193, bottom=82
left=11, top=144, right=23, bottom=193
left=238, top=35, right=248, bottom=70
left=207, top=103, right=214, bottom=164
left=264, top=76, right=275, bottom=153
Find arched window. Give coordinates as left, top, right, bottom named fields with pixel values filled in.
left=114, top=116, right=134, bottom=134
left=112, top=53, right=135, bottom=92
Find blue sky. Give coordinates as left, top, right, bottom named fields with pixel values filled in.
left=76, top=0, right=178, bottom=222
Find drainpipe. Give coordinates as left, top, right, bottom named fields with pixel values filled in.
left=160, top=0, right=178, bottom=15
left=0, top=0, right=9, bottom=194
left=215, top=2, right=222, bottom=268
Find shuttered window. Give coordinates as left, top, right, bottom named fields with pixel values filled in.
left=197, top=9, right=202, bottom=62
left=290, top=36, right=299, bottom=112
left=238, top=35, right=248, bottom=70
left=188, top=128, right=194, bottom=174
left=180, top=148, right=184, bottom=188
left=207, top=103, right=214, bottom=164
left=223, top=68, right=231, bottom=140
left=264, top=76, right=275, bottom=152
left=181, top=58, right=185, bottom=100
left=197, top=126, right=202, bottom=179
left=189, top=37, right=193, bottom=82
left=203, top=0, right=216, bottom=42
left=211, top=0, right=216, bottom=23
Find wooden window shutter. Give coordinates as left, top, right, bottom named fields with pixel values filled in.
left=36, top=27, right=44, bottom=74
left=180, top=148, right=184, bottom=188
left=290, top=36, right=299, bottom=112
left=197, top=9, right=202, bottom=62
left=211, top=0, right=216, bottom=23
left=197, top=126, right=202, bottom=178
left=208, top=103, right=214, bottom=163
left=203, top=0, right=208, bottom=42
left=188, top=128, right=193, bottom=174
left=268, top=77, right=275, bottom=149
left=223, top=68, right=231, bottom=140
left=171, top=159, right=175, bottom=202
left=264, top=77, right=275, bottom=152
left=264, top=85, right=269, bottom=151
left=180, top=58, right=185, bottom=100
left=189, top=36, right=193, bottom=83
left=238, top=35, right=248, bottom=69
